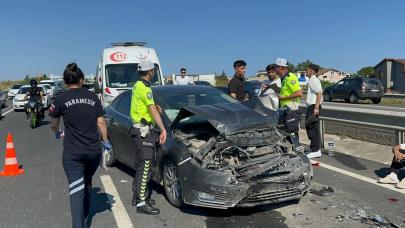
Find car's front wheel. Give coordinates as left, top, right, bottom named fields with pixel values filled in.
left=163, top=159, right=184, bottom=208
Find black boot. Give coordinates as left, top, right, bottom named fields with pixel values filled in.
left=136, top=201, right=160, bottom=215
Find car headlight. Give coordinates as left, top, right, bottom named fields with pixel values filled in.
left=195, top=191, right=217, bottom=201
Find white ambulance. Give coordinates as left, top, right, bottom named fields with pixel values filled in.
left=95, top=42, right=165, bottom=107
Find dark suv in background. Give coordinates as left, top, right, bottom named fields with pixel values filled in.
left=323, top=77, right=384, bottom=104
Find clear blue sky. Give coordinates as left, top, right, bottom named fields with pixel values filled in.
left=1, top=0, right=405, bottom=81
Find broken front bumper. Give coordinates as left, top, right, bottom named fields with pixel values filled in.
left=178, top=158, right=311, bottom=209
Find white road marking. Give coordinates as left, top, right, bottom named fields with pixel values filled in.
left=312, top=160, right=405, bottom=195
left=100, top=175, right=134, bottom=228
left=2, top=109, right=14, bottom=116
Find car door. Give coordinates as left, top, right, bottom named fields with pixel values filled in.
left=332, top=80, right=346, bottom=98
left=113, top=92, right=136, bottom=168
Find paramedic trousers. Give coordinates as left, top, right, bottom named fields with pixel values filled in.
left=305, top=105, right=322, bottom=152
left=63, top=153, right=101, bottom=228
left=131, top=127, right=156, bottom=203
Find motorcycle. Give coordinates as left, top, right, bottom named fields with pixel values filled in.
left=25, top=96, right=44, bottom=128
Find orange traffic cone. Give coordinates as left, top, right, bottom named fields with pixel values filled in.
left=0, top=133, right=24, bottom=176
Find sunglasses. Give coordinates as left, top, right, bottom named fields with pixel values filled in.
left=181, top=71, right=186, bottom=74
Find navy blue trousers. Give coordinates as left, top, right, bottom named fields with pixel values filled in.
left=63, top=153, right=101, bottom=228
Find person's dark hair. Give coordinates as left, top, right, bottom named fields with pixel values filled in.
left=139, top=71, right=149, bottom=77
left=63, top=63, right=84, bottom=85
left=180, top=68, right=186, bottom=73
left=308, top=64, right=320, bottom=74
left=265, top=64, right=277, bottom=71
left=233, top=60, right=247, bottom=68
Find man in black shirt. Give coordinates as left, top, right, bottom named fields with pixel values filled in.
left=228, top=60, right=247, bottom=101
left=24, top=79, right=45, bottom=119
left=49, top=63, right=110, bottom=228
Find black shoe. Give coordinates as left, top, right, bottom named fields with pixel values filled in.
left=136, top=201, right=160, bottom=215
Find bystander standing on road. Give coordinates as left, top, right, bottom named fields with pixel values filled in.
left=173, top=68, right=194, bottom=85
left=378, top=144, right=405, bottom=189
left=130, top=58, right=167, bottom=215
left=305, top=64, right=323, bottom=158
left=275, top=57, right=303, bottom=149
left=49, top=63, right=111, bottom=228
left=228, top=60, right=247, bottom=101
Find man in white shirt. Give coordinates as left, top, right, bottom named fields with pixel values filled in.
left=173, top=68, right=194, bottom=85
left=378, top=144, right=405, bottom=189
left=305, top=64, right=323, bottom=158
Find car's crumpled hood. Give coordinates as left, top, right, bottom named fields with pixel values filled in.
left=171, top=102, right=278, bottom=134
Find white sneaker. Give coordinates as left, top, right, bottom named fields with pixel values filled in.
left=306, top=150, right=322, bottom=159
left=396, top=179, right=405, bottom=189
left=378, top=172, right=399, bottom=184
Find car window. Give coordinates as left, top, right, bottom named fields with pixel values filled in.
left=110, top=92, right=124, bottom=110
left=336, top=81, right=344, bottom=86
left=116, top=92, right=131, bottom=116
left=12, top=85, right=22, bottom=89
left=365, top=78, right=381, bottom=86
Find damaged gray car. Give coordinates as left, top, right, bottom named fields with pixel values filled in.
left=104, top=85, right=312, bottom=209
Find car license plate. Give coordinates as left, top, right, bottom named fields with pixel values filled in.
left=371, top=89, right=379, bottom=92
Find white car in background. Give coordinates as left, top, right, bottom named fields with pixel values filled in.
left=7, top=84, right=23, bottom=99
left=39, top=80, right=64, bottom=95
left=39, top=84, right=54, bottom=99
left=13, top=85, right=51, bottom=111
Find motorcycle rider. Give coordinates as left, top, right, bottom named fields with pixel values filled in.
left=24, top=79, right=45, bottom=120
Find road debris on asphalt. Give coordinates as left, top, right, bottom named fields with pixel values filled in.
left=309, top=186, right=334, bottom=197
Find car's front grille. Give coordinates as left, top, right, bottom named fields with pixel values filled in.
left=240, top=188, right=301, bottom=204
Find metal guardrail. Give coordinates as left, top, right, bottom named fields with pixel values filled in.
left=319, top=116, right=405, bottom=147
left=383, top=94, right=405, bottom=99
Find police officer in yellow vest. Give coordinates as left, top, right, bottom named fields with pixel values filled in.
left=275, top=57, right=304, bottom=151
left=130, top=58, right=167, bottom=215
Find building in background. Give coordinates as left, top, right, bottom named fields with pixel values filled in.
left=374, top=58, right=405, bottom=93
left=316, top=68, right=349, bottom=83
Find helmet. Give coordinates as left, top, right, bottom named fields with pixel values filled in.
left=30, top=79, right=37, bottom=88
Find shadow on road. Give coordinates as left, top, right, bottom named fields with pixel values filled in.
left=87, top=187, right=113, bottom=227
left=333, top=152, right=367, bottom=170
left=201, top=202, right=292, bottom=228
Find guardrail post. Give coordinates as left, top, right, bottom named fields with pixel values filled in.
left=396, top=130, right=405, bottom=145
left=320, top=119, right=325, bottom=148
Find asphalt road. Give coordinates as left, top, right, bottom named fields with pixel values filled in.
left=0, top=100, right=404, bottom=228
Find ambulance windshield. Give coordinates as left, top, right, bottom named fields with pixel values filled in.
left=105, top=63, right=161, bottom=88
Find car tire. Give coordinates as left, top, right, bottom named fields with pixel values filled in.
left=105, top=138, right=116, bottom=167
left=323, top=92, right=332, bottom=102
left=349, top=93, right=359, bottom=103
left=372, top=98, right=381, bottom=104
left=163, top=159, right=184, bottom=208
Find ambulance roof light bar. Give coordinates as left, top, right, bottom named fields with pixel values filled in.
left=111, top=42, right=147, bottom=47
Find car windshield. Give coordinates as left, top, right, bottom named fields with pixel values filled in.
left=12, top=85, right=22, bottom=89
left=155, top=90, right=237, bottom=122
left=105, top=63, right=161, bottom=88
